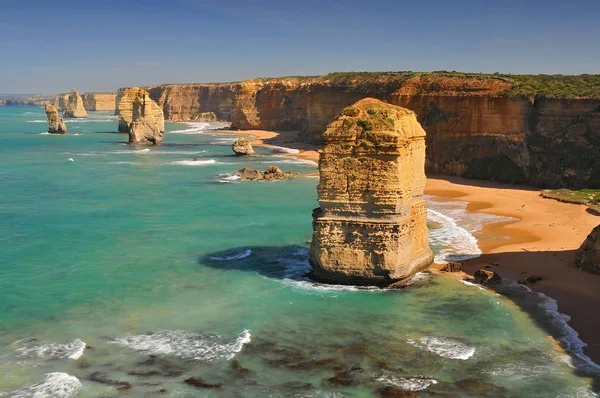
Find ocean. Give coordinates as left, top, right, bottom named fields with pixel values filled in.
left=0, top=106, right=598, bottom=397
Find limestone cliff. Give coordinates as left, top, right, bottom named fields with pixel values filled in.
left=123, top=72, right=600, bottom=188
left=54, top=89, right=88, bottom=118
left=81, top=92, right=117, bottom=111
left=45, top=103, right=67, bottom=134
left=309, top=98, right=434, bottom=286
left=576, top=225, right=600, bottom=274
left=117, top=88, right=165, bottom=145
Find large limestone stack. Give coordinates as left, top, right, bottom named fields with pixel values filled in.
left=309, top=98, right=434, bottom=286
left=45, top=103, right=67, bottom=134
left=81, top=92, right=117, bottom=111
left=117, top=88, right=165, bottom=145
left=55, top=89, right=88, bottom=118
left=576, top=225, right=600, bottom=274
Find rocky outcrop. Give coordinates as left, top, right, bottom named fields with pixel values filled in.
left=54, top=89, right=88, bottom=118
left=81, top=92, right=117, bottom=111
left=473, top=269, right=502, bottom=285
left=236, top=166, right=293, bottom=181
left=232, top=138, right=258, bottom=156
left=117, top=88, right=165, bottom=145
left=191, top=112, right=217, bottom=122
left=576, top=225, right=600, bottom=274
left=309, top=98, right=434, bottom=286
left=45, top=103, right=67, bottom=134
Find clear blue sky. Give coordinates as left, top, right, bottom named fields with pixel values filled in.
left=1, top=0, right=599, bottom=94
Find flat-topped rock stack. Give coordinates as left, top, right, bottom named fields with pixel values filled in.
left=54, top=89, right=88, bottom=118
left=45, top=103, right=67, bottom=134
left=309, top=98, right=434, bottom=286
left=117, top=87, right=165, bottom=145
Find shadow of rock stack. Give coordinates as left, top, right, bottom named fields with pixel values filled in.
left=309, top=98, right=434, bottom=286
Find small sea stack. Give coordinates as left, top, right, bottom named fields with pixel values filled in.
left=576, top=224, right=600, bottom=273
left=309, top=98, right=434, bottom=286
left=117, top=88, right=165, bottom=145
left=55, top=89, right=88, bottom=118
left=45, top=103, right=67, bottom=134
left=232, top=137, right=259, bottom=156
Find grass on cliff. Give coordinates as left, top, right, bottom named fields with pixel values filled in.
left=541, top=189, right=600, bottom=215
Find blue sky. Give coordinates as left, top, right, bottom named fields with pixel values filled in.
left=1, top=0, right=599, bottom=93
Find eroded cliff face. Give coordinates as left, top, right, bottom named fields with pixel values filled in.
left=309, top=98, right=434, bottom=286
left=576, top=224, right=600, bottom=274
left=121, top=74, right=600, bottom=188
left=117, top=88, right=165, bottom=145
left=45, top=103, right=67, bottom=134
left=54, top=89, right=88, bottom=118
left=81, top=92, right=117, bottom=112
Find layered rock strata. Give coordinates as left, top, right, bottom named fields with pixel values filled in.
left=54, top=89, right=88, bottom=118
left=117, top=88, right=165, bottom=145
left=309, top=98, right=434, bottom=286
left=45, top=103, right=67, bottom=134
left=232, top=137, right=258, bottom=156
left=81, top=92, right=117, bottom=111
left=576, top=225, right=600, bottom=274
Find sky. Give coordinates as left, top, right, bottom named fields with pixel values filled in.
left=0, top=0, right=599, bottom=94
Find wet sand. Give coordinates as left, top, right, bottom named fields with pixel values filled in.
left=216, top=128, right=600, bottom=363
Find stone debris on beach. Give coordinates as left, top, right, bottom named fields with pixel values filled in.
left=236, top=166, right=293, bottom=181
left=440, top=262, right=463, bottom=272
left=473, top=269, right=502, bottom=286
left=45, top=103, right=67, bottom=134
left=232, top=137, right=259, bottom=156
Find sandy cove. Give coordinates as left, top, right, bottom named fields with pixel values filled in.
left=216, top=128, right=600, bottom=363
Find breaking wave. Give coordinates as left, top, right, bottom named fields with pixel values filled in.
left=407, top=336, right=476, bottom=360
left=376, top=371, right=438, bottom=391
left=267, top=145, right=300, bottom=154
left=427, top=209, right=481, bottom=262
left=13, top=338, right=86, bottom=360
left=170, top=122, right=210, bottom=134
left=7, top=373, right=82, bottom=398
left=110, top=329, right=251, bottom=361
left=168, top=159, right=217, bottom=166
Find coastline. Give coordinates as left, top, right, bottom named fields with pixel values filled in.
left=212, top=126, right=600, bottom=365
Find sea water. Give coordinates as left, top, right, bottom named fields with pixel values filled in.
left=0, top=106, right=598, bottom=397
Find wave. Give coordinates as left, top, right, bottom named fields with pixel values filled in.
left=157, top=150, right=207, bottom=155
left=110, top=329, right=251, bottom=361
left=407, top=337, right=476, bottom=360
left=218, top=173, right=241, bottom=183
left=6, top=373, right=81, bottom=398
left=258, top=158, right=318, bottom=167
left=13, top=338, right=86, bottom=360
left=170, top=122, right=210, bottom=134
left=168, top=159, right=217, bottom=166
left=210, top=249, right=251, bottom=261
left=267, top=145, right=300, bottom=154
left=376, top=371, right=437, bottom=391
left=66, top=158, right=74, bottom=162
left=427, top=209, right=481, bottom=262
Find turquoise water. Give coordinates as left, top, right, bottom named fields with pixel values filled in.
left=0, top=106, right=598, bottom=397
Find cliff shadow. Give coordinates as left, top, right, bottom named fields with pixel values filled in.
left=426, top=173, right=540, bottom=193
left=462, top=249, right=600, bottom=388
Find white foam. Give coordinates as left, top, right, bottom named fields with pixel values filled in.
left=259, top=158, right=318, bottom=167
left=267, top=145, right=300, bottom=154
left=168, top=159, right=217, bottom=166
left=170, top=122, right=210, bottom=134
left=408, top=336, right=476, bottom=360
left=13, top=338, right=86, bottom=360
left=66, top=158, right=74, bottom=162
left=218, top=173, right=241, bottom=183
left=427, top=209, right=481, bottom=262
left=38, top=132, right=51, bottom=135
left=109, top=161, right=138, bottom=165
left=376, top=371, right=437, bottom=391
left=460, top=279, right=486, bottom=290
left=110, top=329, right=251, bottom=361
left=210, top=249, right=251, bottom=261
left=8, top=373, right=81, bottom=398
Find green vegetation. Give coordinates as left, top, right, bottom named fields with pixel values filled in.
left=541, top=189, right=600, bottom=215
left=357, top=119, right=373, bottom=131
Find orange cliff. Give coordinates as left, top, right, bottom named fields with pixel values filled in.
left=81, top=92, right=117, bottom=112
left=123, top=73, right=600, bottom=188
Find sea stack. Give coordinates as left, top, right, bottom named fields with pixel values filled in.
left=309, top=98, right=434, bottom=286
left=55, top=89, right=88, bottom=118
left=575, top=224, right=600, bottom=274
left=232, top=137, right=258, bottom=156
left=117, top=87, right=165, bottom=145
left=45, top=103, right=67, bottom=134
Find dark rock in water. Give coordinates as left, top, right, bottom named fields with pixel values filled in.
left=526, top=275, right=543, bottom=284
left=135, top=355, right=185, bottom=377
left=184, top=377, right=223, bottom=389
left=281, top=381, right=314, bottom=390
left=473, top=269, right=501, bottom=285
left=455, top=379, right=506, bottom=396
left=157, top=389, right=168, bottom=395
left=377, top=386, right=418, bottom=397
left=440, top=262, right=463, bottom=272
left=236, top=166, right=294, bottom=181
left=87, top=372, right=132, bottom=389
left=237, top=167, right=265, bottom=181
left=231, top=359, right=251, bottom=377
left=127, top=370, right=161, bottom=377
left=326, top=366, right=363, bottom=386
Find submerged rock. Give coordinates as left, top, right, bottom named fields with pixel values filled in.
left=473, top=269, right=501, bottom=285
left=184, top=377, right=223, bottom=389
left=376, top=387, right=418, bottom=398
left=117, top=87, right=165, bottom=145
left=309, top=98, right=434, bottom=286
left=236, top=166, right=293, bottom=181
left=45, top=103, right=67, bottom=134
left=232, top=137, right=259, bottom=156
left=55, top=89, right=88, bottom=118
left=576, top=224, right=600, bottom=273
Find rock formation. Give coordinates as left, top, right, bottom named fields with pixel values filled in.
left=576, top=225, right=600, bottom=273
left=45, top=103, right=67, bottom=134
left=232, top=137, right=258, bottom=156
left=81, top=92, right=117, bottom=111
left=117, top=88, right=165, bottom=145
left=236, top=166, right=293, bottom=181
left=138, top=73, right=600, bottom=188
left=54, top=89, right=88, bottom=118
left=309, top=98, right=434, bottom=286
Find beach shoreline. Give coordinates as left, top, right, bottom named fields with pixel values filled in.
left=212, top=126, right=600, bottom=365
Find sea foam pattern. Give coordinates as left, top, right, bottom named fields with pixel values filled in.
left=13, top=338, right=86, bottom=360
left=110, top=329, right=251, bottom=361
left=376, top=371, right=438, bottom=391
left=408, top=337, right=476, bottom=360
left=7, top=373, right=81, bottom=398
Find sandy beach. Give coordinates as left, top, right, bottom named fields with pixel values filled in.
left=217, top=127, right=600, bottom=364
